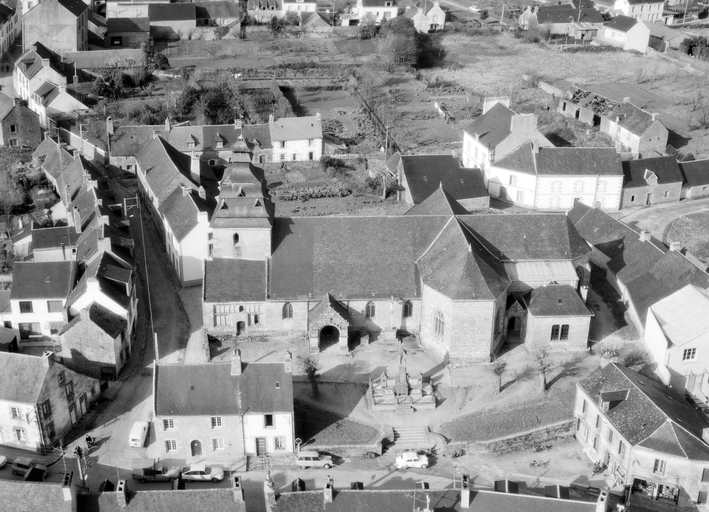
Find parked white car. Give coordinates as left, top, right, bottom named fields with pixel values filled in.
left=394, top=451, right=429, bottom=470
left=181, top=464, right=225, bottom=482
left=0, top=455, right=7, bottom=469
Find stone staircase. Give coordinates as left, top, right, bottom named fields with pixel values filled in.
left=391, top=427, right=430, bottom=449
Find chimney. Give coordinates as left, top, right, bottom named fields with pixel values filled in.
left=191, top=152, right=201, bottom=184
left=59, top=84, right=66, bottom=93
left=651, top=113, right=658, bottom=122
left=670, top=241, right=681, bottom=252
left=165, top=117, right=171, bottom=132
left=284, top=351, right=292, bottom=373
left=639, top=229, right=650, bottom=243
left=451, top=149, right=457, bottom=159
left=42, top=350, right=55, bottom=367
left=264, top=477, right=277, bottom=512
left=235, top=119, right=242, bottom=130
left=231, top=348, right=242, bottom=376
left=482, top=96, right=510, bottom=115
left=61, top=242, right=66, bottom=260
left=596, top=487, right=610, bottom=512
left=532, top=139, right=539, bottom=154
left=510, top=114, right=538, bottom=136
left=268, top=114, right=274, bottom=123
left=61, top=472, right=77, bottom=512
left=116, top=480, right=128, bottom=508
left=13, top=97, right=21, bottom=106
left=180, top=183, right=190, bottom=197
left=73, top=207, right=82, bottom=233
left=198, top=185, right=206, bottom=200
left=316, top=112, right=321, bottom=120
left=324, top=475, right=334, bottom=504
left=622, top=97, right=630, bottom=104
left=461, top=474, right=471, bottom=508
left=232, top=476, right=244, bottom=504
left=152, top=130, right=161, bottom=139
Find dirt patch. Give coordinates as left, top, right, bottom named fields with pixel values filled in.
left=295, top=399, right=379, bottom=446
left=666, top=212, right=709, bottom=267
left=485, top=421, right=574, bottom=455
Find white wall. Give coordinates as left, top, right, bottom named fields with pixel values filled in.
left=243, top=412, right=294, bottom=454
left=271, top=138, right=322, bottom=163
left=10, top=298, right=66, bottom=341
left=0, top=399, right=42, bottom=450
left=488, top=167, right=536, bottom=206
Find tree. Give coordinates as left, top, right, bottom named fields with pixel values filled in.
left=298, top=354, right=321, bottom=398
left=284, top=11, right=299, bottom=26
left=489, top=359, right=507, bottom=394
left=358, top=18, right=378, bottom=39
left=532, top=349, right=553, bottom=394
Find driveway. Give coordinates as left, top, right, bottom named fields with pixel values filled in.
left=616, top=197, right=709, bottom=243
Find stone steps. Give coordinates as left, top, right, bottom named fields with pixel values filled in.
left=392, top=427, right=429, bottom=448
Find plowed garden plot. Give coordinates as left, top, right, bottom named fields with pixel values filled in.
left=295, top=401, right=379, bottom=446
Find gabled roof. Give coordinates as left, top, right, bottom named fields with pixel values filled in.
left=0, top=479, right=69, bottom=512
left=194, top=1, right=241, bottom=19
left=615, top=102, right=662, bottom=137
left=300, top=11, right=333, bottom=27
left=106, top=17, right=150, bottom=33
left=580, top=363, right=709, bottom=460
left=159, top=187, right=212, bottom=242
left=155, top=360, right=293, bottom=416
left=148, top=3, right=196, bottom=21
left=309, top=293, right=349, bottom=320
left=78, top=487, right=247, bottom=512
left=622, top=156, right=682, bottom=188
left=0, top=91, right=16, bottom=120
left=0, top=352, right=52, bottom=404
left=59, top=302, right=127, bottom=339
left=393, top=153, right=488, bottom=204
left=66, top=251, right=132, bottom=310
left=463, top=101, right=515, bottom=149
left=14, top=42, right=64, bottom=81
left=537, top=6, right=603, bottom=24
left=405, top=186, right=470, bottom=216
left=524, top=284, right=593, bottom=317
left=604, top=14, right=638, bottom=32
left=57, top=0, right=88, bottom=17
left=494, top=143, right=622, bottom=176
left=680, top=159, right=709, bottom=187
left=269, top=115, right=322, bottom=142
left=30, top=224, right=80, bottom=251
left=246, top=0, right=281, bottom=10
left=11, top=261, right=77, bottom=300
left=650, top=284, right=709, bottom=347
left=204, top=258, right=266, bottom=303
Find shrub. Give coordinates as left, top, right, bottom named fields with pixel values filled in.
left=271, top=183, right=351, bottom=201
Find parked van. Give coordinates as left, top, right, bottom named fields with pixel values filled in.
left=129, top=421, right=149, bottom=448
left=295, top=451, right=333, bottom=469
left=11, top=457, right=48, bottom=478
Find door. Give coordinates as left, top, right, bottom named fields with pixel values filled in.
left=191, top=439, right=202, bottom=457
left=236, top=321, right=245, bottom=336
left=69, top=404, right=76, bottom=425
left=646, top=193, right=653, bottom=205
left=79, top=394, right=86, bottom=416
left=256, top=437, right=267, bottom=456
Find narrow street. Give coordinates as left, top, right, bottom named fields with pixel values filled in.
left=616, top=196, right=709, bottom=243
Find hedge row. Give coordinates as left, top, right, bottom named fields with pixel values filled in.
left=271, top=183, right=351, bottom=201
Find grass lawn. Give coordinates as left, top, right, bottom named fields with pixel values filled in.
left=295, top=399, right=379, bottom=446
left=666, top=212, right=709, bottom=267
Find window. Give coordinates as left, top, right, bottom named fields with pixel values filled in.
left=264, top=414, right=274, bottom=428
left=275, top=436, right=286, bottom=450
left=607, top=429, right=614, bottom=443
left=283, top=302, right=293, bottom=319
left=10, top=406, right=20, bottom=419
left=40, top=400, right=52, bottom=418
left=58, top=371, right=65, bottom=385
left=702, top=468, right=709, bottom=482
left=47, top=300, right=63, bottom=313
left=292, top=154, right=297, bottom=161
left=550, top=325, right=560, bottom=341
left=630, top=195, right=636, bottom=202
left=8, top=138, right=16, bottom=147
left=664, top=190, right=669, bottom=198
left=14, top=428, right=26, bottom=441
left=45, top=421, right=55, bottom=439
left=516, top=190, right=525, bottom=202
left=127, top=164, right=134, bottom=172
left=239, top=306, right=244, bottom=312
left=308, top=139, right=314, bottom=146
left=280, top=141, right=286, bottom=149
left=233, top=233, right=240, bottom=245
left=10, top=124, right=16, bottom=133
left=187, top=141, right=195, bottom=149
left=582, top=399, right=587, bottom=413
left=574, top=181, right=585, bottom=193
left=212, top=438, right=225, bottom=451
left=592, top=436, right=598, bottom=451
left=259, top=155, right=266, bottom=164
left=253, top=314, right=259, bottom=325
left=309, top=152, right=314, bottom=161
left=165, top=440, right=177, bottom=452
left=434, top=311, right=444, bottom=336
left=208, top=244, right=213, bottom=258
left=595, top=415, right=601, bottom=429
left=402, top=300, right=413, bottom=318
left=509, top=175, right=517, bottom=186
left=19, top=322, right=41, bottom=339
left=653, top=458, right=666, bottom=475
left=208, top=159, right=217, bottom=166
left=365, top=301, right=375, bottom=318
left=163, top=418, right=175, bottom=430
left=65, top=381, right=74, bottom=401
left=560, top=325, right=569, bottom=341
left=699, top=491, right=708, bottom=505
left=19, top=301, right=33, bottom=313
left=111, top=36, right=122, bottom=46
left=618, top=441, right=626, bottom=458
left=551, top=181, right=562, bottom=193
left=683, top=348, right=697, bottom=362
left=280, top=154, right=285, bottom=162
left=215, top=141, right=224, bottom=149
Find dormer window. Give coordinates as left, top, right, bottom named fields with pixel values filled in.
left=254, top=199, right=262, bottom=207
left=237, top=189, right=245, bottom=198
left=385, top=1, right=391, bottom=5
left=187, top=141, right=196, bottom=148
left=216, top=141, right=224, bottom=149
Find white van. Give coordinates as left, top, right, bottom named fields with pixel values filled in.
left=129, top=421, right=149, bottom=448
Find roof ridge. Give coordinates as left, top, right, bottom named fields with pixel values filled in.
left=414, top=215, right=455, bottom=263
left=668, top=420, right=690, bottom=458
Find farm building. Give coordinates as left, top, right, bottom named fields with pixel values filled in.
left=680, top=159, right=709, bottom=199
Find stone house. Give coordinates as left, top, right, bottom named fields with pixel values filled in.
left=148, top=4, right=197, bottom=40
left=340, top=0, right=398, bottom=25
left=594, top=15, right=650, bottom=54
left=22, top=0, right=89, bottom=52
left=490, top=144, right=624, bottom=211
left=247, top=0, right=282, bottom=22
left=461, top=97, right=553, bottom=180
left=269, top=114, right=322, bottom=163
left=30, top=82, right=91, bottom=130
left=388, top=152, right=489, bottom=210
left=105, top=17, right=150, bottom=48
left=14, top=43, right=71, bottom=106
left=620, top=156, right=683, bottom=207
left=613, top=0, right=663, bottom=23
left=0, top=93, right=41, bottom=148
left=282, top=0, right=317, bottom=14
left=575, top=363, right=709, bottom=508
left=0, top=351, right=100, bottom=452
left=0, top=4, right=20, bottom=61
left=300, top=11, right=333, bottom=31
left=403, top=0, right=446, bottom=33
left=680, top=159, right=709, bottom=200
left=153, top=350, right=294, bottom=459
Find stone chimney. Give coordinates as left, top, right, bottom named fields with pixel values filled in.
left=13, top=97, right=22, bottom=106
left=639, top=229, right=650, bottom=243
left=73, top=207, right=82, bottom=233
left=232, top=476, right=244, bottom=504
left=231, top=348, right=242, bottom=376
left=461, top=474, right=471, bottom=508
left=198, top=185, right=206, bottom=200
left=59, top=84, right=67, bottom=93
left=284, top=351, right=292, bottom=373
left=482, top=96, right=510, bottom=115
left=61, top=472, right=77, bottom=512
left=510, top=114, right=538, bottom=136
left=152, top=130, right=161, bottom=139
left=191, top=152, right=201, bottom=184
left=116, top=480, right=128, bottom=508
left=451, top=148, right=457, bottom=159
left=235, top=119, right=242, bottom=130
left=532, top=139, right=539, bottom=154
left=264, top=477, right=277, bottom=512
left=268, top=114, right=274, bottom=124
left=42, top=350, right=55, bottom=367
left=180, top=183, right=190, bottom=197
left=324, top=475, right=334, bottom=504
left=670, top=241, right=681, bottom=252
left=622, top=97, right=630, bottom=104
left=702, top=427, right=709, bottom=445
left=651, top=113, right=658, bottom=122
left=316, top=112, right=321, bottom=120
left=596, top=487, right=610, bottom=512
left=165, top=117, right=171, bottom=132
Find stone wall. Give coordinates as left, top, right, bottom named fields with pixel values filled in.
left=58, top=314, right=124, bottom=380
left=0, top=106, right=41, bottom=148
left=525, top=315, right=590, bottom=352
left=154, top=414, right=244, bottom=460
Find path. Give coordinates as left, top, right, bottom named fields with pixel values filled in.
left=617, top=197, right=709, bottom=243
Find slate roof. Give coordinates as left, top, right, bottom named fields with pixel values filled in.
left=626, top=0, right=662, bottom=4
left=537, top=6, right=603, bottom=24
left=66, top=252, right=132, bottom=311
left=78, top=488, right=246, bottom=512
left=0, top=352, right=51, bottom=403
left=622, top=156, right=683, bottom=188
left=604, top=14, right=638, bottom=32
left=615, top=102, right=661, bottom=136
left=394, top=153, right=488, bottom=203
left=494, top=143, right=622, bottom=176
left=0, top=480, right=68, bottom=512
left=11, top=261, right=77, bottom=300
left=300, top=11, right=332, bottom=26
left=247, top=0, right=281, bottom=10
left=680, top=159, right=709, bottom=187
left=405, top=186, right=470, bottom=216
left=524, top=284, right=593, bottom=317
left=155, top=361, right=293, bottom=416
left=649, top=285, right=709, bottom=347
left=194, top=1, right=241, bottom=18
left=204, top=258, right=267, bottom=302
left=269, top=115, right=322, bottom=142
left=59, top=302, right=127, bottom=338
left=159, top=188, right=212, bottom=242
left=15, top=42, right=64, bottom=80
left=362, top=0, right=397, bottom=5
left=580, top=363, right=709, bottom=459
left=148, top=3, right=196, bottom=21
left=31, top=225, right=80, bottom=251
left=57, top=0, right=88, bottom=17
left=463, top=102, right=515, bottom=149
left=271, top=488, right=597, bottom=512
left=0, top=92, right=15, bottom=120
left=107, top=17, right=150, bottom=32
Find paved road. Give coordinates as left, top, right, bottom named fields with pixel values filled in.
left=617, top=197, right=709, bottom=243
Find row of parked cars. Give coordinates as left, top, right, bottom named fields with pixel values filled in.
left=0, top=456, right=49, bottom=479
left=132, top=458, right=225, bottom=483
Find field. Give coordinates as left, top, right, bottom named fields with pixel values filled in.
left=666, top=212, right=709, bottom=266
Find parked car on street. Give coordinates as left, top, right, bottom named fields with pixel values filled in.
left=131, top=458, right=182, bottom=483
left=295, top=450, right=333, bottom=469
left=11, top=457, right=48, bottom=478
left=129, top=421, right=149, bottom=448
left=394, top=451, right=429, bottom=470
left=181, top=464, right=224, bottom=482
left=0, top=455, right=7, bottom=469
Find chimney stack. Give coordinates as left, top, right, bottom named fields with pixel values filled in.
left=235, top=119, right=242, bottom=130
left=152, top=130, right=161, bottom=139
left=232, top=476, right=244, bottom=504
left=451, top=148, right=457, bottom=159
left=73, top=206, right=82, bottom=233
left=116, top=480, right=128, bottom=508
left=670, top=241, right=681, bottom=252
left=316, top=112, right=321, bottom=120
left=268, top=114, right=274, bottom=124
left=596, top=488, right=610, bottom=512
left=191, top=152, right=201, bottom=184
left=42, top=350, right=55, bottom=367
left=284, top=351, right=292, bottom=373
left=180, top=183, right=190, bottom=197
left=264, top=476, right=277, bottom=512
left=198, top=185, right=206, bottom=200
left=324, top=475, right=334, bottom=504
left=61, top=472, right=77, bottom=512
left=532, top=139, right=539, bottom=154
left=651, top=113, right=658, bottom=122
left=461, top=474, right=471, bottom=508
left=231, top=348, right=242, bottom=376
left=482, top=96, right=510, bottom=115
left=165, top=117, right=171, bottom=132
left=639, top=230, right=650, bottom=243
left=622, top=97, right=630, bottom=104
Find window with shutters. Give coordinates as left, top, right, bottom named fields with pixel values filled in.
left=607, top=429, right=613, bottom=443
left=40, top=400, right=52, bottom=418
left=618, top=441, right=626, bottom=458
left=212, top=438, right=225, bottom=451
left=699, top=491, right=708, bottom=505
left=595, top=415, right=601, bottom=429
left=653, top=459, right=666, bottom=475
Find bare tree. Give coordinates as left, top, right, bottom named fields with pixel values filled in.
left=298, top=354, right=322, bottom=399
left=489, top=359, right=507, bottom=394
left=532, top=349, right=553, bottom=394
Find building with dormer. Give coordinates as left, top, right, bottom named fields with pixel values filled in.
left=340, top=0, right=398, bottom=25
left=620, top=156, right=683, bottom=207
